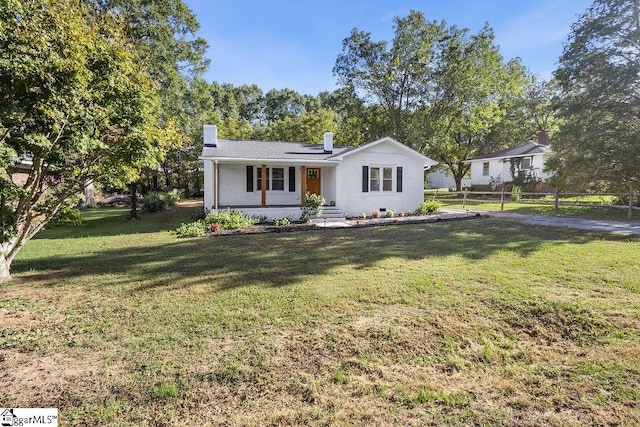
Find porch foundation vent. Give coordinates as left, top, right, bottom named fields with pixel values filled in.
left=323, top=131, right=333, bottom=154
left=204, top=125, right=217, bottom=147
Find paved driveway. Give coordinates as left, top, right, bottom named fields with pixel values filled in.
left=486, top=212, right=640, bottom=235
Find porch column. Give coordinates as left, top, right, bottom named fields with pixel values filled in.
left=261, top=164, right=267, bottom=207
left=300, top=166, right=307, bottom=205
left=203, top=159, right=214, bottom=211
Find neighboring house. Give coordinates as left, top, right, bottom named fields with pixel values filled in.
left=467, top=130, right=554, bottom=189
left=199, top=125, right=438, bottom=220
left=427, top=167, right=471, bottom=190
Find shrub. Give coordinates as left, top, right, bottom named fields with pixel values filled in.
left=49, top=203, right=82, bottom=227
left=372, top=210, right=380, bottom=218
left=143, top=189, right=181, bottom=213
left=175, top=221, right=206, bottom=238
left=204, top=209, right=258, bottom=230
left=511, top=185, right=522, bottom=202
left=398, top=211, right=405, bottom=217
left=385, top=210, right=394, bottom=218
left=358, top=212, right=367, bottom=219
left=274, top=217, right=291, bottom=227
left=416, top=200, right=442, bottom=215
left=301, top=192, right=326, bottom=221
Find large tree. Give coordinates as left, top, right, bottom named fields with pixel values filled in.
left=424, top=25, right=528, bottom=190
left=334, top=12, right=528, bottom=190
left=550, top=0, right=640, bottom=190
left=89, top=0, right=209, bottom=196
left=334, top=11, right=446, bottom=143
left=0, top=0, right=176, bottom=282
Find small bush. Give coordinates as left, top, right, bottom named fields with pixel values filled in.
left=175, top=221, right=206, bottom=238
left=274, top=217, right=291, bottom=227
left=385, top=210, right=394, bottom=218
left=204, top=209, right=258, bottom=230
left=372, top=210, right=380, bottom=218
left=511, top=186, right=522, bottom=202
left=398, top=211, right=405, bottom=217
left=416, top=200, right=442, bottom=215
left=358, top=212, right=367, bottom=219
left=301, top=192, right=326, bottom=221
left=143, top=189, right=181, bottom=213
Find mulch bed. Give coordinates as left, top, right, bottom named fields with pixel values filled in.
left=206, top=212, right=484, bottom=236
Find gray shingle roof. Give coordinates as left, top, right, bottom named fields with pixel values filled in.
left=200, top=139, right=354, bottom=161
left=471, top=141, right=553, bottom=161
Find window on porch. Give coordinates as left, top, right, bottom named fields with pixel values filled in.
left=255, top=167, right=285, bottom=191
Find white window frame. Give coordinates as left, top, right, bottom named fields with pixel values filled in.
left=520, top=157, right=532, bottom=170
left=256, top=167, right=286, bottom=192
left=369, top=166, right=394, bottom=192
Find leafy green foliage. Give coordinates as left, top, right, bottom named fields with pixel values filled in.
left=273, top=217, right=291, bottom=227
left=0, top=0, right=178, bottom=282
left=334, top=11, right=528, bottom=191
left=142, top=190, right=181, bottom=213
left=204, top=209, right=259, bottom=231
left=550, top=0, right=640, bottom=191
left=416, top=201, right=442, bottom=214
left=301, top=192, right=326, bottom=220
left=174, top=221, right=206, bottom=238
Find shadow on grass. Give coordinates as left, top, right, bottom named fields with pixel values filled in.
left=14, top=218, right=632, bottom=293
left=34, top=204, right=202, bottom=239
left=443, top=201, right=639, bottom=222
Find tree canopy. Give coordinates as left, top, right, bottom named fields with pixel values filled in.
left=0, top=0, right=177, bottom=282
left=334, top=11, right=529, bottom=190
left=550, top=0, right=640, bottom=190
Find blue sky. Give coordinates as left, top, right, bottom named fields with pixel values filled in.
left=184, top=0, right=592, bottom=95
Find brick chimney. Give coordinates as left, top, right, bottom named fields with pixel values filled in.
left=537, top=129, right=550, bottom=146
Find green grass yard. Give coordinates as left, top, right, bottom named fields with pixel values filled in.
left=2, top=202, right=639, bottom=425
left=433, top=195, right=639, bottom=222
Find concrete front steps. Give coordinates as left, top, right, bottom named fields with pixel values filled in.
left=309, top=206, right=349, bottom=227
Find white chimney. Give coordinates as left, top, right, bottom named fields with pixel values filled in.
left=204, top=125, right=217, bottom=147
left=323, top=131, right=333, bottom=153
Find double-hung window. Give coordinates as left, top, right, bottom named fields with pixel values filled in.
left=255, top=167, right=285, bottom=191
left=369, top=166, right=394, bottom=192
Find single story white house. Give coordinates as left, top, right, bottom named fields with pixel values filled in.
left=467, top=130, right=554, bottom=188
left=199, top=125, right=438, bottom=220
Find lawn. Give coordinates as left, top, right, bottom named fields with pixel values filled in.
left=431, top=193, right=639, bottom=222
left=2, top=201, right=640, bottom=426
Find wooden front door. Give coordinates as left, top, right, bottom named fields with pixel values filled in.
left=306, top=168, right=321, bottom=195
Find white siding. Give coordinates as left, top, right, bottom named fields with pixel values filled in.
left=336, top=140, right=426, bottom=216
left=469, top=153, right=553, bottom=186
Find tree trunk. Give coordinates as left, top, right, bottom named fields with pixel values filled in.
left=78, top=180, right=96, bottom=209
left=129, top=182, right=138, bottom=219
left=0, top=252, right=11, bottom=284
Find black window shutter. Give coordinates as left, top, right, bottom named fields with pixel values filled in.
left=289, top=167, right=296, bottom=192
left=362, top=166, right=369, bottom=192
left=246, top=166, right=253, bottom=192
left=397, top=166, right=403, bottom=192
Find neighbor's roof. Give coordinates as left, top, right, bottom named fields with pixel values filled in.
left=200, top=139, right=353, bottom=161
left=469, top=140, right=553, bottom=161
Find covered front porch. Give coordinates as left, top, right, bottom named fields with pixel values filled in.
left=203, top=159, right=338, bottom=219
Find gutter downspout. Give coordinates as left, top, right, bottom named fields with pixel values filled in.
left=214, top=160, right=219, bottom=210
